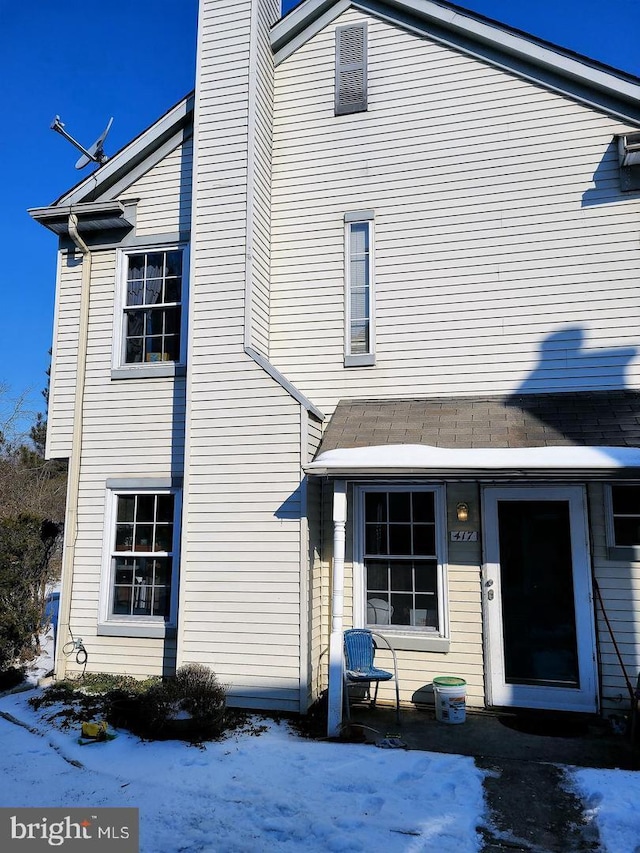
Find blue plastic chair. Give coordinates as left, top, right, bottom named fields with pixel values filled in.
left=343, top=629, right=400, bottom=724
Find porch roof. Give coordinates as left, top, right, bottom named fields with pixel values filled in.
left=305, top=391, right=640, bottom=477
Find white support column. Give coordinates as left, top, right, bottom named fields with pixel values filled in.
left=327, top=480, right=347, bottom=737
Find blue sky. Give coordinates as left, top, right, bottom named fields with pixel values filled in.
left=3, top=0, right=639, bottom=423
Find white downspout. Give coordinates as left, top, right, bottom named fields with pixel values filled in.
left=54, top=214, right=91, bottom=678
left=327, top=480, right=347, bottom=737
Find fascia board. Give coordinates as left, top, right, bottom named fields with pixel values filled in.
left=53, top=94, right=194, bottom=208
left=272, top=0, right=640, bottom=122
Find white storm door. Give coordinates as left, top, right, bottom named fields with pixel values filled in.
left=483, top=486, right=597, bottom=712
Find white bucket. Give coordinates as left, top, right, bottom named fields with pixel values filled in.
left=433, top=676, right=467, bottom=724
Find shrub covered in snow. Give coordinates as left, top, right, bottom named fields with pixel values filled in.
left=29, top=665, right=227, bottom=743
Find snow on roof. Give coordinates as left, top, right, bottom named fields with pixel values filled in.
left=305, top=444, right=640, bottom=474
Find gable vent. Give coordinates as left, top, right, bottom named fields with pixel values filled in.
left=335, top=23, right=368, bottom=116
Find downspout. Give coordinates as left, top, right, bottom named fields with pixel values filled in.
left=54, top=214, right=91, bottom=678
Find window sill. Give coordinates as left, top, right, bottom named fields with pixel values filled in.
left=373, top=632, right=450, bottom=653
left=111, top=364, right=186, bottom=381
left=344, top=353, right=376, bottom=368
left=97, top=622, right=176, bottom=639
left=607, top=545, right=640, bottom=562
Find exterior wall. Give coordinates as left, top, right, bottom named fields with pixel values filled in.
left=180, top=0, right=307, bottom=712
left=46, top=251, right=81, bottom=460
left=313, top=477, right=640, bottom=715
left=118, top=138, right=193, bottom=236
left=247, top=0, right=275, bottom=356
left=314, top=481, right=486, bottom=709
left=306, top=416, right=325, bottom=703
left=589, top=482, right=640, bottom=714
left=63, top=248, right=185, bottom=677
left=49, top=130, right=194, bottom=677
left=271, top=9, right=640, bottom=418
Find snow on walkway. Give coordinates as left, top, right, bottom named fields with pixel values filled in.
left=570, top=767, right=640, bottom=853
left=0, top=692, right=485, bottom=852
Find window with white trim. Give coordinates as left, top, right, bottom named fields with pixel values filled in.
left=120, top=249, right=184, bottom=365
left=345, top=217, right=374, bottom=364
left=109, top=492, right=177, bottom=622
left=357, top=487, right=446, bottom=632
left=608, top=484, right=640, bottom=546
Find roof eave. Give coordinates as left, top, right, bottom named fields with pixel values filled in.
left=304, top=465, right=640, bottom=480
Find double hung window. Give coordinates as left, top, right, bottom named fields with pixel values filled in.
left=119, top=248, right=184, bottom=366
left=108, top=492, right=177, bottom=624
left=358, top=487, right=445, bottom=633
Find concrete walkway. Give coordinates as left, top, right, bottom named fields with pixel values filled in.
left=347, top=705, right=635, bottom=852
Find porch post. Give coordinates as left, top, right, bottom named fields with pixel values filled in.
left=327, top=480, right=347, bottom=737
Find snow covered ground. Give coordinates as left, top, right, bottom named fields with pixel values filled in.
left=0, top=690, right=485, bottom=852
left=1, top=675, right=639, bottom=852
left=572, top=767, right=640, bottom=853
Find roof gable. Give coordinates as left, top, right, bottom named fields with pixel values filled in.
left=50, top=93, right=193, bottom=209
left=272, top=0, right=640, bottom=125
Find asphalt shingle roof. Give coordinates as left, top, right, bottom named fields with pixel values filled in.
left=316, top=391, right=640, bottom=455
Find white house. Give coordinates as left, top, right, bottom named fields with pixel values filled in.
left=30, top=0, right=640, bottom=734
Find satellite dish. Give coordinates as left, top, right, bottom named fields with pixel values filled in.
left=50, top=115, right=113, bottom=169
left=75, top=117, right=113, bottom=169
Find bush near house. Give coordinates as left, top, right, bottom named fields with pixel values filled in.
left=0, top=383, right=66, bottom=678
left=29, top=665, right=228, bottom=743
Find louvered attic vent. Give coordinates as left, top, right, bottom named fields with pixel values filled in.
left=335, top=23, right=368, bottom=116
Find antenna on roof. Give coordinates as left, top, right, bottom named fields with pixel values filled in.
left=50, top=116, right=113, bottom=169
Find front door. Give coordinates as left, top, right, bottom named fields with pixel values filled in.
left=483, top=486, right=597, bottom=712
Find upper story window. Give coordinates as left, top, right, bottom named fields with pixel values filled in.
left=335, top=23, right=368, bottom=115
left=123, top=249, right=183, bottom=364
left=345, top=212, right=374, bottom=367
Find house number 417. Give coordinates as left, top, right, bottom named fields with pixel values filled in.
left=450, top=530, right=478, bottom=542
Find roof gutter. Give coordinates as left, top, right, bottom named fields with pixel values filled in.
left=28, top=200, right=135, bottom=236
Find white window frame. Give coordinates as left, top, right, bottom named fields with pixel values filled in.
left=112, top=244, right=188, bottom=379
left=605, top=482, right=640, bottom=559
left=98, top=482, right=181, bottom=638
left=344, top=211, right=375, bottom=367
left=353, top=484, right=449, bottom=652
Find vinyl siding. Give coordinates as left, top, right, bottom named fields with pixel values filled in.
left=589, top=482, right=640, bottom=714
left=181, top=0, right=304, bottom=712
left=46, top=251, right=81, bottom=460
left=247, top=0, right=275, bottom=357
left=315, top=481, right=486, bottom=709
left=118, top=138, right=193, bottom=236
left=306, top=414, right=325, bottom=703
left=51, top=132, right=193, bottom=676
left=62, top=249, right=186, bottom=678
left=270, top=10, right=640, bottom=416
